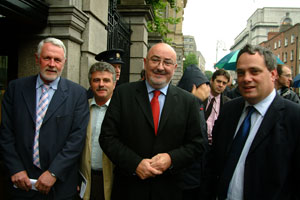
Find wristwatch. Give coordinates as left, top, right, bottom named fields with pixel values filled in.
left=49, top=171, right=56, bottom=178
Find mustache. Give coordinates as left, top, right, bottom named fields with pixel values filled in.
left=153, top=69, right=167, bottom=75
left=45, top=67, right=58, bottom=72
left=96, top=87, right=108, bottom=91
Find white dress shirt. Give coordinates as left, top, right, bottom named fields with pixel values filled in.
left=227, top=89, right=276, bottom=200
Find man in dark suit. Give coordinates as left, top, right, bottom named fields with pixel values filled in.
left=202, top=44, right=300, bottom=199
left=99, top=43, right=204, bottom=200
left=0, top=37, right=89, bottom=199
left=204, top=69, right=231, bottom=145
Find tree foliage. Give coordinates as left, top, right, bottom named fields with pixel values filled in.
left=205, top=71, right=213, bottom=80
left=146, top=0, right=182, bottom=43
left=183, top=53, right=198, bottom=72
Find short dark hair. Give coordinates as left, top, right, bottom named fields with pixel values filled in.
left=88, top=62, right=116, bottom=83
left=237, top=44, right=277, bottom=71
left=212, top=69, right=230, bottom=82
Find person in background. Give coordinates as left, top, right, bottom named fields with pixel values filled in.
left=99, top=43, right=204, bottom=200
left=0, top=37, right=89, bottom=199
left=177, top=64, right=210, bottom=200
left=78, top=62, right=116, bottom=200
left=201, top=44, right=300, bottom=200
left=204, top=69, right=231, bottom=144
left=95, top=49, right=124, bottom=82
left=275, top=64, right=300, bottom=103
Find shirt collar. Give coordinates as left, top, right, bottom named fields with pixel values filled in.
left=36, top=74, right=60, bottom=90
left=90, top=97, right=111, bottom=108
left=209, top=93, right=221, bottom=102
left=145, top=80, right=169, bottom=96
left=245, top=89, right=276, bottom=116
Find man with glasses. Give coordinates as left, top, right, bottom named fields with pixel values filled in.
left=275, top=64, right=300, bottom=103
left=99, top=43, right=204, bottom=200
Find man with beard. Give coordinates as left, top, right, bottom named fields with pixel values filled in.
left=99, top=43, right=204, bottom=200
left=0, top=37, right=89, bottom=199
left=275, top=64, right=300, bottom=103
left=78, top=62, right=116, bottom=200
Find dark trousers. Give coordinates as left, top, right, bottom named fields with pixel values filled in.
left=90, top=170, right=105, bottom=200
left=182, top=187, right=201, bottom=200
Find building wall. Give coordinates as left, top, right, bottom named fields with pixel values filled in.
left=183, top=35, right=206, bottom=72
left=260, top=23, right=300, bottom=77
left=231, top=7, right=300, bottom=51
left=166, top=0, right=186, bottom=85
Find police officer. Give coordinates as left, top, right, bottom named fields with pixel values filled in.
left=95, top=49, right=124, bottom=81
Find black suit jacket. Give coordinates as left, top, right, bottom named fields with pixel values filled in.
left=202, top=94, right=300, bottom=200
left=0, top=75, right=89, bottom=199
left=99, top=81, right=204, bottom=200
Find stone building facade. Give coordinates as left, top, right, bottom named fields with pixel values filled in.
left=183, top=35, right=206, bottom=72
left=231, top=7, right=300, bottom=51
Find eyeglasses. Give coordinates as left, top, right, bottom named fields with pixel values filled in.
left=281, top=74, right=292, bottom=78
left=149, top=57, right=176, bottom=67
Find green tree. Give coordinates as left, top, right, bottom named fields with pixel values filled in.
left=183, top=53, right=198, bottom=72
left=205, top=71, right=213, bottom=80
left=146, top=0, right=181, bottom=43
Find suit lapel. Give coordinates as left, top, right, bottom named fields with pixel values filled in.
left=43, top=78, right=68, bottom=124
left=22, top=76, right=38, bottom=122
left=135, top=81, right=154, bottom=129
left=248, top=95, right=283, bottom=154
left=158, top=85, right=177, bottom=134
left=224, top=98, right=245, bottom=154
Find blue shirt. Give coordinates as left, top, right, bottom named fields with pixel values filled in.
left=90, top=98, right=110, bottom=170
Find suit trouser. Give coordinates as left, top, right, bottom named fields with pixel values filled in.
left=90, top=169, right=105, bottom=200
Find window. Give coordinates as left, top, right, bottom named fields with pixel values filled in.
left=278, top=40, right=281, bottom=48
left=284, top=52, right=287, bottom=62
left=291, top=50, right=294, bottom=61
left=291, top=34, right=295, bottom=44
left=274, top=42, right=277, bottom=49
left=285, top=37, right=288, bottom=46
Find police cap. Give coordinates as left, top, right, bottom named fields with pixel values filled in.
left=95, top=49, right=124, bottom=64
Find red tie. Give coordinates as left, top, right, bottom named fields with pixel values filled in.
left=151, top=90, right=160, bottom=135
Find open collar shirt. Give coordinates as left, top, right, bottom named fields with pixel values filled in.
left=90, top=98, right=110, bottom=170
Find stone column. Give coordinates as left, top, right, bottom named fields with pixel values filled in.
left=118, top=0, right=154, bottom=82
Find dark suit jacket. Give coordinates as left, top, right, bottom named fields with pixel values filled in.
left=99, top=81, right=204, bottom=200
left=0, top=75, right=89, bottom=199
left=202, top=95, right=300, bottom=200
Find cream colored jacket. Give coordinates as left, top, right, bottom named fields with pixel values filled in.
left=79, top=99, right=114, bottom=200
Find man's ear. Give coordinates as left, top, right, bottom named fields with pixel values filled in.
left=35, top=53, right=39, bottom=65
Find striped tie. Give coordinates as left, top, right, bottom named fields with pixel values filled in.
left=33, top=84, right=50, bottom=168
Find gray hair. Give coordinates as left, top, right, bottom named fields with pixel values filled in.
left=237, top=44, right=277, bottom=71
left=88, top=62, right=116, bottom=83
left=37, top=37, right=67, bottom=59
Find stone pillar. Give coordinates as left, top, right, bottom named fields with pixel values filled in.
left=117, top=1, right=154, bottom=82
